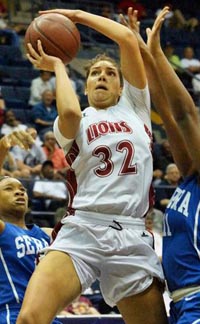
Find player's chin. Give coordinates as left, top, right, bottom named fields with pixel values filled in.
left=14, top=202, right=28, bottom=211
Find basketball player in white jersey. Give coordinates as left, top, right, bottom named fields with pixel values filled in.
left=17, top=9, right=168, bottom=324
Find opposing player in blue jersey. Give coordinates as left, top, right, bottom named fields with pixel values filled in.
left=149, top=9, right=200, bottom=324
left=0, top=131, right=61, bottom=324
left=121, top=6, right=200, bottom=323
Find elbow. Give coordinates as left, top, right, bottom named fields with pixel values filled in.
left=59, top=107, right=82, bottom=121
left=123, top=28, right=135, bottom=40
left=172, top=98, right=196, bottom=122
left=57, top=97, right=82, bottom=120
left=118, top=28, right=136, bottom=46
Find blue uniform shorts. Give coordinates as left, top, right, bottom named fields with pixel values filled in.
left=169, top=292, right=200, bottom=324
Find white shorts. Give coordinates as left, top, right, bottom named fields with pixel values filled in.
left=47, top=212, right=164, bottom=307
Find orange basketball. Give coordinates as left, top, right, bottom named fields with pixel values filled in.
left=25, top=13, right=80, bottom=65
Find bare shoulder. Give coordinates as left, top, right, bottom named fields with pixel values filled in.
left=41, top=227, right=53, bottom=237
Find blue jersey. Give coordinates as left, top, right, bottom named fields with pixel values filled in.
left=0, top=223, right=50, bottom=323
left=163, top=174, right=200, bottom=293
left=169, top=291, right=200, bottom=324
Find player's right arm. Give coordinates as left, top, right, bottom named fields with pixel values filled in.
left=26, top=41, right=82, bottom=140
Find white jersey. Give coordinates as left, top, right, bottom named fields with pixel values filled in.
left=54, top=79, right=153, bottom=219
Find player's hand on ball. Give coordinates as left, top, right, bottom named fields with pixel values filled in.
left=26, top=40, right=63, bottom=72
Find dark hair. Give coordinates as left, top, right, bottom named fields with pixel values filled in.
left=85, top=53, right=123, bottom=86
left=40, top=70, right=52, bottom=75
left=42, top=160, right=54, bottom=169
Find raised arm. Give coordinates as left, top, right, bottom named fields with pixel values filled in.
left=147, top=8, right=196, bottom=117
left=27, top=40, right=82, bottom=140
left=39, top=9, right=147, bottom=89
left=147, top=8, right=200, bottom=175
left=120, top=8, right=193, bottom=176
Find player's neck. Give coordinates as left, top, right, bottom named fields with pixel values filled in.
left=1, top=213, right=27, bottom=229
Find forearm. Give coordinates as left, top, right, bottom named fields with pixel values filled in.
left=151, top=47, right=200, bottom=173
left=30, top=165, right=42, bottom=174
left=35, top=118, right=53, bottom=126
left=141, top=47, right=192, bottom=176
left=151, top=47, right=195, bottom=121
left=53, top=60, right=82, bottom=139
left=75, top=10, right=136, bottom=46
left=33, top=192, right=45, bottom=198
left=54, top=60, right=80, bottom=117
left=33, top=192, right=60, bottom=200
left=16, top=161, right=31, bottom=171
left=75, top=10, right=146, bottom=86
left=140, top=47, right=171, bottom=121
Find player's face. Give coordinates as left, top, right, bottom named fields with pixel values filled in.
left=85, top=60, right=122, bottom=109
left=0, top=178, right=28, bottom=216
